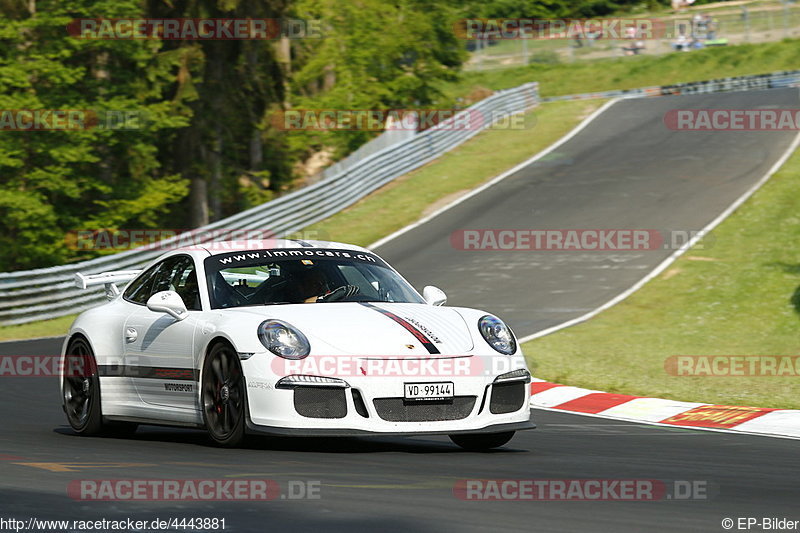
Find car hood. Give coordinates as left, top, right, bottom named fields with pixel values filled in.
left=224, top=302, right=474, bottom=356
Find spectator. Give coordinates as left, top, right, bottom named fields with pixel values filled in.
left=622, top=26, right=645, bottom=56
left=705, top=15, right=718, bottom=40
left=673, top=33, right=691, bottom=51
left=570, top=20, right=584, bottom=48
left=692, top=13, right=705, bottom=38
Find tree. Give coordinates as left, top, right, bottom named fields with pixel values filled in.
left=146, top=0, right=289, bottom=226
left=0, top=0, right=191, bottom=270
left=286, top=0, right=466, bottom=163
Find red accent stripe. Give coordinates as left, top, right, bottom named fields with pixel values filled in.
left=0, top=454, right=26, bottom=461
left=530, top=382, right=564, bottom=395
left=552, top=393, right=640, bottom=414
left=360, top=303, right=440, bottom=354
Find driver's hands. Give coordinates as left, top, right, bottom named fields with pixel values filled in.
left=316, top=284, right=360, bottom=303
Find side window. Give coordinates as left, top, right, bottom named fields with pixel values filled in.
left=123, top=262, right=164, bottom=305
left=172, top=258, right=202, bottom=311
left=151, top=257, right=182, bottom=294
left=123, top=256, right=201, bottom=310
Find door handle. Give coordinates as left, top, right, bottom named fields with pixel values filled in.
left=125, top=327, right=138, bottom=343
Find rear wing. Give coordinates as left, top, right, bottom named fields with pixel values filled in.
left=75, top=270, right=142, bottom=300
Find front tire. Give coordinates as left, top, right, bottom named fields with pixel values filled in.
left=201, top=342, right=246, bottom=447
left=450, top=431, right=515, bottom=451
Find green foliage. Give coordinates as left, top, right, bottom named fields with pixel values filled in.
left=0, top=0, right=192, bottom=270
left=0, top=0, right=472, bottom=270
left=458, top=0, right=671, bottom=18
left=2, top=0, right=711, bottom=272
left=287, top=0, right=466, bottom=163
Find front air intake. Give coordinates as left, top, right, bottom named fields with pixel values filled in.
left=293, top=387, right=347, bottom=419
left=489, top=382, right=526, bottom=414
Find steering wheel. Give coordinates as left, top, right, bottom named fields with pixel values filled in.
left=317, top=285, right=360, bottom=303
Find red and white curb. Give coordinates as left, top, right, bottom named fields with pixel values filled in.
left=529, top=380, right=800, bottom=440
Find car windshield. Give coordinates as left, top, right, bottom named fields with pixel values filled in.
left=204, top=248, right=425, bottom=309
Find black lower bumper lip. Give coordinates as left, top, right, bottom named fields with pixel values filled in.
left=245, top=411, right=536, bottom=437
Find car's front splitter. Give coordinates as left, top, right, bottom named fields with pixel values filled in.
left=244, top=414, right=536, bottom=437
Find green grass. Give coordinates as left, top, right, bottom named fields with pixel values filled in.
left=447, top=38, right=800, bottom=101
left=523, top=147, right=800, bottom=409
left=297, top=99, right=604, bottom=247
left=0, top=314, right=77, bottom=342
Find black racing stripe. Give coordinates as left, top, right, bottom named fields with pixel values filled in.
left=360, top=302, right=441, bottom=354
left=291, top=239, right=315, bottom=248
left=98, top=365, right=198, bottom=381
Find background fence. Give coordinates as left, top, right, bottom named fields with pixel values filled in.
left=465, top=0, right=800, bottom=70
left=0, top=82, right=540, bottom=326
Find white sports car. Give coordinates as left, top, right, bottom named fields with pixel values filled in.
left=61, top=240, right=534, bottom=450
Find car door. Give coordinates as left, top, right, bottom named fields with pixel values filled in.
left=123, top=254, right=202, bottom=411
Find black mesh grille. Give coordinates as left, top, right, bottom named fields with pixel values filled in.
left=373, top=396, right=476, bottom=422
left=294, top=387, right=347, bottom=419
left=489, top=382, right=526, bottom=414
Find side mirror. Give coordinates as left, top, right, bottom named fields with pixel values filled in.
left=146, top=291, right=188, bottom=321
left=422, top=286, right=447, bottom=306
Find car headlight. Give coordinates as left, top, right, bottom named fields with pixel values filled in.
left=478, top=315, right=517, bottom=355
left=258, top=320, right=310, bottom=359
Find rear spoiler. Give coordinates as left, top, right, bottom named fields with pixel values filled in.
left=75, top=270, right=142, bottom=300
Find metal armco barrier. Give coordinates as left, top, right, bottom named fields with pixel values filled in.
left=541, top=69, right=800, bottom=102
left=0, top=83, right=540, bottom=325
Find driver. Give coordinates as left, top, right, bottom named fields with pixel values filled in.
left=295, top=266, right=360, bottom=303
left=297, top=267, right=329, bottom=303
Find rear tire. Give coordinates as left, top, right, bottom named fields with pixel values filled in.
left=201, top=342, right=246, bottom=447
left=62, top=337, right=104, bottom=436
left=449, top=431, right=515, bottom=451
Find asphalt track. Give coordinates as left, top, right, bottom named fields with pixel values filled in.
left=1, top=89, right=799, bottom=532
left=377, top=88, right=800, bottom=334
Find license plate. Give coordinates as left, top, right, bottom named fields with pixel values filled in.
left=404, top=382, right=454, bottom=401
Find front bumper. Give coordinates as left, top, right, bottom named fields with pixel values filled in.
left=242, top=352, right=533, bottom=436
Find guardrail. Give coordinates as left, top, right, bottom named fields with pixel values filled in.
left=541, top=69, right=800, bottom=102
left=0, top=82, right=541, bottom=326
